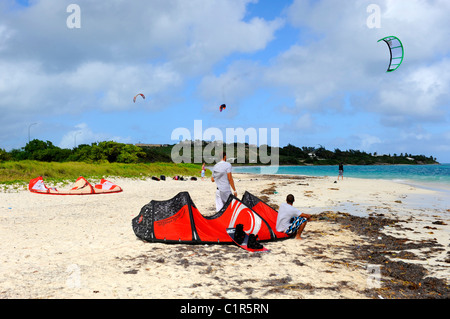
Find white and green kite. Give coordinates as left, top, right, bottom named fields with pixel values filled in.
left=378, top=36, right=404, bottom=72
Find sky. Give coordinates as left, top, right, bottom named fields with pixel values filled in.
left=1, top=0, right=449, bottom=163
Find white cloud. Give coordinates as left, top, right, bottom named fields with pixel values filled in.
left=293, top=113, right=314, bottom=131
left=58, top=123, right=132, bottom=149
left=197, top=60, right=262, bottom=111
left=1, top=0, right=282, bottom=73
left=256, top=0, right=450, bottom=125
left=0, top=0, right=282, bottom=124
left=358, top=134, right=382, bottom=151
left=65, top=61, right=183, bottom=111
left=373, top=58, right=450, bottom=124
left=0, top=24, right=14, bottom=51
left=1, top=0, right=449, bottom=162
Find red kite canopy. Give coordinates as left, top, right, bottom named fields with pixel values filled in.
left=219, top=104, right=226, bottom=112
left=133, top=93, right=145, bottom=103
left=132, top=191, right=290, bottom=244
left=29, top=176, right=122, bottom=195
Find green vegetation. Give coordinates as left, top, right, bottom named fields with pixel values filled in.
left=170, top=141, right=438, bottom=165
left=0, top=160, right=203, bottom=184
left=0, top=139, right=438, bottom=184
left=278, top=144, right=439, bottom=166
left=6, top=140, right=171, bottom=163
left=0, top=140, right=202, bottom=184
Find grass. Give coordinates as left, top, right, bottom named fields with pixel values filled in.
left=0, top=160, right=207, bottom=185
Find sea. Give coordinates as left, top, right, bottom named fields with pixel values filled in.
left=233, top=164, right=450, bottom=214
left=233, top=164, right=450, bottom=188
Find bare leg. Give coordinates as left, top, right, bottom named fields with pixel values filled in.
left=295, top=222, right=307, bottom=240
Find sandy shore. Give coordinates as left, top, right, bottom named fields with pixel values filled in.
left=0, top=173, right=448, bottom=299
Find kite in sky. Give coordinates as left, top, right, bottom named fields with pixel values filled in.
left=133, top=93, right=145, bottom=103
left=378, top=36, right=404, bottom=72
left=219, top=104, right=226, bottom=112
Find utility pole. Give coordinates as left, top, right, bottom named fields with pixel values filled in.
left=28, top=123, right=38, bottom=143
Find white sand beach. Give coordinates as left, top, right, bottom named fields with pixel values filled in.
left=0, top=173, right=448, bottom=299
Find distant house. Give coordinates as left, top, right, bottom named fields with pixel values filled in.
left=135, top=143, right=169, bottom=148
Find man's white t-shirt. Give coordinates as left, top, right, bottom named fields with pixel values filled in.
left=212, top=160, right=232, bottom=191
left=276, top=203, right=301, bottom=233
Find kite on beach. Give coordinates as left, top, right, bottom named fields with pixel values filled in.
left=29, top=176, right=122, bottom=195
left=132, top=191, right=290, bottom=245
left=133, top=93, right=145, bottom=103
left=378, top=36, right=404, bottom=72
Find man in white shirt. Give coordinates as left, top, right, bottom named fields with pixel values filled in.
left=211, top=152, right=237, bottom=211
left=276, top=194, right=311, bottom=239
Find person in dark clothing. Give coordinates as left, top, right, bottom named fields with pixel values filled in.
left=338, top=162, right=344, bottom=180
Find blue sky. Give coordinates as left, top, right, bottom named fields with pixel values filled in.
left=1, top=0, right=450, bottom=162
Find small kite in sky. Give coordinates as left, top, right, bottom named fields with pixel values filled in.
left=378, top=36, right=404, bottom=72
left=133, top=93, right=145, bottom=103
left=219, top=104, right=226, bottom=112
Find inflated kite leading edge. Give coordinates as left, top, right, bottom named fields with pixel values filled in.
left=29, top=176, right=122, bottom=195
left=378, top=36, right=404, bottom=73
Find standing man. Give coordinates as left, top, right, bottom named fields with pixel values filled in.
left=211, top=152, right=237, bottom=211
left=338, top=162, right=344, bottom=181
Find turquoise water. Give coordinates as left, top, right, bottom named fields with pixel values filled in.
left=234, top=164, right=450, bottom=213
left=233, top=164, right=450, bottom=186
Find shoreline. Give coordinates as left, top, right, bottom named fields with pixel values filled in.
left=236, top=172, right=450, bottom=213
left=1, top=174, right=448, bottom=299
left=232, top=164, right=450, bottom=187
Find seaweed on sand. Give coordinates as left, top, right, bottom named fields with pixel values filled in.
left=314, top=212, right=450, bottom=299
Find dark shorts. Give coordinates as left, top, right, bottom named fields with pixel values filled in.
left=285, top=216, right=308, bottom=235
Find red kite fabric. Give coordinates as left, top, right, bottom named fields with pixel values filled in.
left=29, top=176, right=122, bottom=195
left=133, top=93, right=145, bottom=103
left=241, top=191, right=290, bottom=240
left=132, top=191, right=290, bottom=244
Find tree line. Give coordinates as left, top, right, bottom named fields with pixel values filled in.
left=0, top=140, right=171, bottom=163
left=0, top=139, right=439, bottom=165
left=278, top=144, right=438, bottom=165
